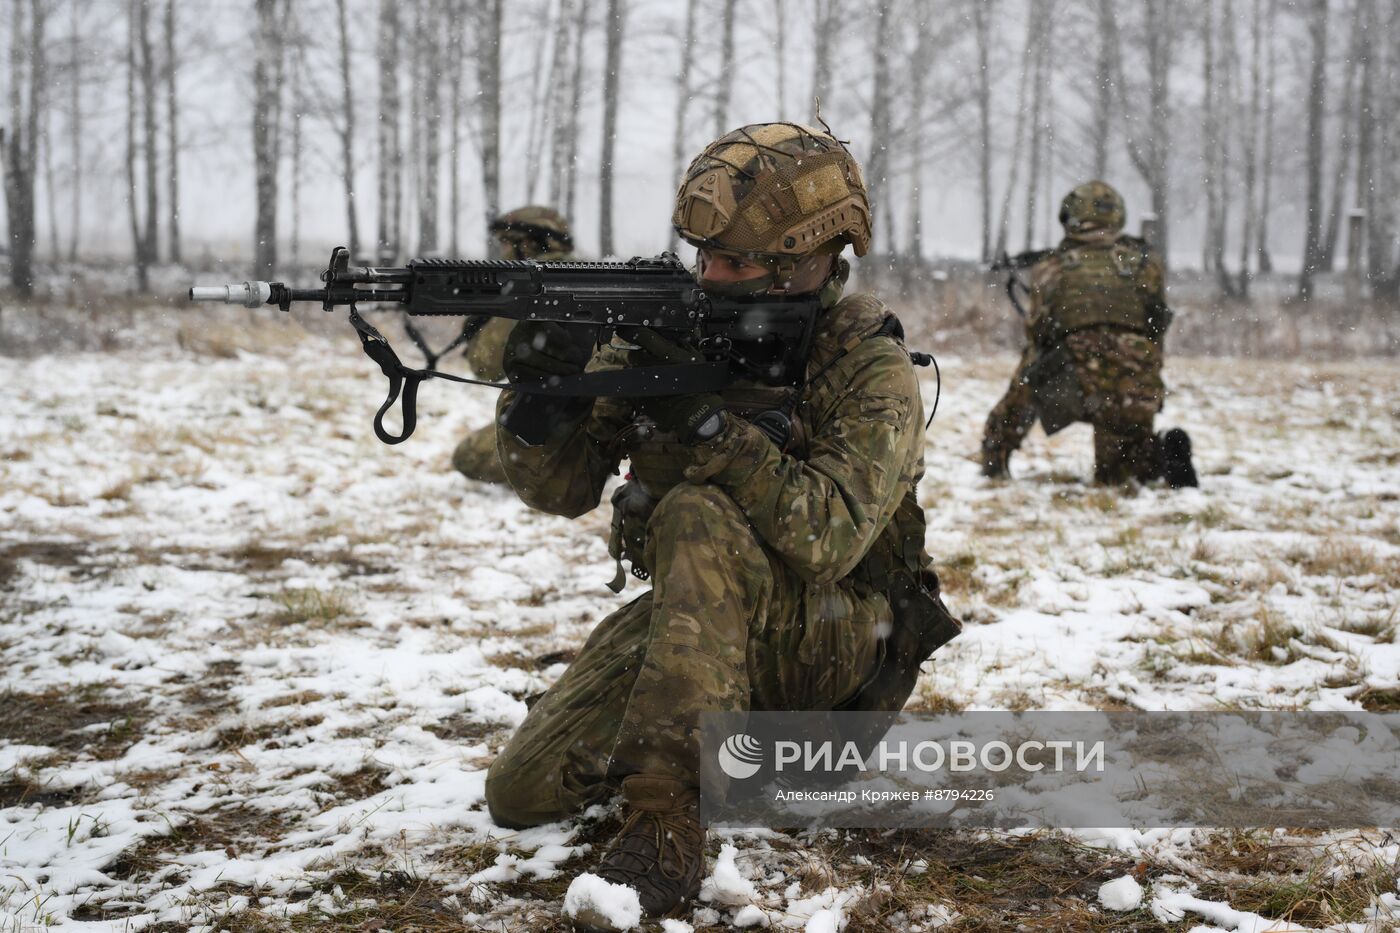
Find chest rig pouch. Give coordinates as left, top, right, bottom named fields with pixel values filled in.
left=605, top=383, right=807, bottom=593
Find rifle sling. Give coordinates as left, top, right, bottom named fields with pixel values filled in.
left=347, top=308, right=734, bottom=445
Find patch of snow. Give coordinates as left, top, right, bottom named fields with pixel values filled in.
left=1097, top=874, right=1144, bottom=911
left=563, top=872, right=642, bottom=931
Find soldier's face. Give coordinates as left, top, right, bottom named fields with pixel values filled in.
left=696, top=249, right=771, bottom=285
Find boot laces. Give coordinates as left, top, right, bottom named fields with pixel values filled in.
left=600, top=807, right=702, bottom=884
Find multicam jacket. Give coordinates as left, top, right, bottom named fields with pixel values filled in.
left=496, top=292, right=930, bottom=590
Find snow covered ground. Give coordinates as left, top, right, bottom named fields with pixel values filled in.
left=1, top=319, right=1398, bottom=931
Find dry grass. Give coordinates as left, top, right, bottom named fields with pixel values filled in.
left=1295, top=537, right=1392, bottom=581
left=936, top=552, right=978, bottom=597
left=0, top=684, right=146, bottom=761
left=270, top=586, right=354, bottom=626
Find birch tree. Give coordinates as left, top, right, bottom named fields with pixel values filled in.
left=477, top=0, right=503, bottom=224
left=67, top=0, right=80, bottom=262
left=139, top=0, right=158, bottom=266
left=5, top=0, right=44, bottom=293
left=1257, top=0, right=1278, bottom=272
left=599, top=0, right=625, bottom=255
left=547, top=0, right=578, bottom=210
left=670, top=0, right=699, bottom=247
left=1116, top=0, right=1176, bottom=265
left=334, top=0, right=361, bottom=259
left=1022, top=1, right=1051, bottom=253
left=375, top=0, right=399, bottom=259
left=164, top=0, right=180, bottom=264
left=126, top=0, right=147, bottom=290
left=1297, top=0, right=1328, bottom=302
left=810, top=0, right=839, bottom=115
left=1238, top=0, right=1263, bottom=293
left=252, top=0, right=282, bottom=278
left=562, top=0, right=588, bottom=220
left=868, top=0, right=894, bottom=254
left=971, top=0, right=994, bottom=259
left=714, top=0, right=737, bottom=136
left=1091, top=0, right=1116, bottom=177
left=994, top=5, right=1036, bottom=257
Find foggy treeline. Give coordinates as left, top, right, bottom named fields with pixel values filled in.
left=2, top=0, right=1399, bottom=309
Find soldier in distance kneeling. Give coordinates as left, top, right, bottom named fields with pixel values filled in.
left=450, top=206, right=576, bottom=485
left=980, top=180, right=1198, bottom=488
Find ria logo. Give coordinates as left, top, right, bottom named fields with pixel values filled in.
left=717, top=733, right=764, bottom=780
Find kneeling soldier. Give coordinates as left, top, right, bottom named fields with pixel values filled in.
left=981, top=181, right=1198, bottom=487
left=485, top=123, right=958, bottom=927
left=451, top=206, right=576, bottom=485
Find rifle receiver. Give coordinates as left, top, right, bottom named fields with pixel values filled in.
left=189, top=281, right=274, bottom=308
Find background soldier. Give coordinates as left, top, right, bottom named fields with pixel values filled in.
left=484, top=123, right=957, bottom=928
left=450, top=206, right=575, bottom=484
left=980, top=181, right=1198, bottom=487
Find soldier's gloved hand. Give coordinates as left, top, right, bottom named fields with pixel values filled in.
left=503, top=320, right=593, bottom=384
left=638, top=393, right=727, bottom=444
left=500, top=321, right=595, bottom=447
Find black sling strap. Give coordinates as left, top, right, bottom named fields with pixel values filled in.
left=346, top=308, right=735, bottom=445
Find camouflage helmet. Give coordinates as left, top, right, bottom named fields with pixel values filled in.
left=673, top=123, right=872, bottom=260
left=489, top=205, right=573, bottom=252
left=1058, top=181, right=1126, bottom=235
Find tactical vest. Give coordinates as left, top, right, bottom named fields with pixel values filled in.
left=1040, top=237, right=1151, bottom=335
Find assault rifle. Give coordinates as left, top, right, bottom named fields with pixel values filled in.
left=989, top=248, right=1054, bottom=319
left=190, top=247, right=831, bottom=447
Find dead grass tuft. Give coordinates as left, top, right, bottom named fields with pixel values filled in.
left=1296, top=538, right=1391, bottom=580
left=1355, top=686, right=1400, bottom=711
left=107, top=806, right=295, bottom=884
left=937, top=552, right=978, bottom=597
left=271, top=586, right=353, bottom=626
left=0, top=684, right=147, bottom=761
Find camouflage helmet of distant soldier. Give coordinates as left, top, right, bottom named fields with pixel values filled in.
left=490, top=205, right=574, bottom=253
left=1058, top=181, right=1126, bottom=235
left=673, top=123, right=872, bottom=269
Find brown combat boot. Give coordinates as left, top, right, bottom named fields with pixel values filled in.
left=980, top=441, right=1011, bottom=480
left=572, top=775, right=705, bottom=930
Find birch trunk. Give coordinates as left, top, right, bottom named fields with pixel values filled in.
left=477, top=0, right=503, bottom=223
left=139, top=0, right=158, bottom=265
left=1092, top=0, right=1114, bottom=177
left=334, top=0, right=361, bottom=259
left=1257, top=0, right=1277, bottom=272
left=669, top=0, right=699, bottom=248
left=1238, top=0, right=1262, bottom=293
left=547, top=0, right=576, bottom=208
left=67, top=0, right=80, bottom=262
left=448, top=0, right=464, bottom=254
left=563, top=0, right=587, bottom=220
left=868, top=0, right=893, bottom=254
left=125, top=0, right=146, bottom=290
left=164, top=0, right=180, bottom=263
left=599, top=0, right=625, bottom=255
left=376, top=0, right=398, bottom=260
left=1318, top=0, right=1362, bottom=272
left=974, top=0, right=994, bottom=260
left=714, top=0, right=737, bottom=136
left=1022, top=2, right=1049, bottom=253
left=1297, top=0, right=1328, bottom=302
left=252, top=0, right=280, bottom=278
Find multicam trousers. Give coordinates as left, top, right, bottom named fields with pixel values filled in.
left=982, top=327, right=1165, bottom=485
left=484, top=483, right=886, bottom=828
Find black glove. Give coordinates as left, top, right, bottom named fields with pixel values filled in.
left=639, top=393, right=727, bottom=444
left=503, top=320, right=593, bottom=384
left=500, top=321, right=596, bottom=447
